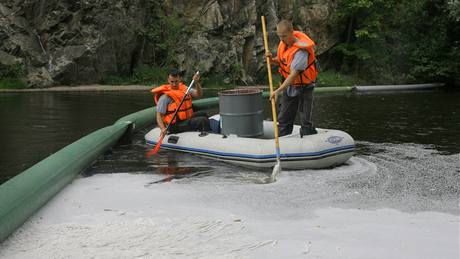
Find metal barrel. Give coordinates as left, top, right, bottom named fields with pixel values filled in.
left=218, top=88, right=264, bottom=137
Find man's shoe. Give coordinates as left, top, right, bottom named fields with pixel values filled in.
left=300, top=127, right=317, bottom=138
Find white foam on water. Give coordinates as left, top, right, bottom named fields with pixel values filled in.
left=1, top=143, right=459, bottom=258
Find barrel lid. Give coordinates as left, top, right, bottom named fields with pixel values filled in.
left=218, top=88, right=262, bottom=96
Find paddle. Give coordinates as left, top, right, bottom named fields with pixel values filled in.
left=261, top=16, right=282, bottom=180
left=146, top=71, right=200, bottom=157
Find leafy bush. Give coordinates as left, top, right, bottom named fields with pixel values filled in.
left=0, top=63, right=24, bottom=78
left=144, top=1, right=198, bottom=67
left=316, top=70, right=363, bottom=87
left=132, top=65, right=167, bottom=84
left=0, top=78, right=26, bottom=89
left=0, top=63, right=26, bottom=89
left=100, top=66, right=167, bottom=85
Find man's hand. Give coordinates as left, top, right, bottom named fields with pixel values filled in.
left=156, top=112, right=168, bottom=136
left=160, top=127, right=167, bottom=136
left=191, top=72, right=202, bottom=98
left=265, top=52, right=273, bottom=63
left=269, top=89, right=279, bottom=102
left=265, top=52, right=278, bottom=65
left=265, top=52, right=272, bottom=60
left=192, top=73, right=201, bottom=83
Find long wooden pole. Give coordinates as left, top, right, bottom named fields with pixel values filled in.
left=261, top=16, right=281, bottom=178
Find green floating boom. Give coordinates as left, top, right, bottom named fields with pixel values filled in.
left=0, top=122, right=130, bottom=242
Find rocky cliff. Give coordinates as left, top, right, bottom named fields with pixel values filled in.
left=0, top=0, right=338, bottom=87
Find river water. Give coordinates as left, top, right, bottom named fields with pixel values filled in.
left=1, top=89, right=458, bottom=184
left=0, top=91, right=152, bottom=183
left=1, top=88, right=459, bottom=258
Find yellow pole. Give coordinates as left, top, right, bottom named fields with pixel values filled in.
left=261, top=16, right=281, bottom=178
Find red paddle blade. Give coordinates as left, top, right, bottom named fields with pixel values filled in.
left=146, top=136, right=164, bottom=157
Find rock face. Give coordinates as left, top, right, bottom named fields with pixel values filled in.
left=0, top=0, right=338, bottom=87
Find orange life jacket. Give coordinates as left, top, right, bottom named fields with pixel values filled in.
left=151, top=83, right=193, bottom=125
left=277, top=31, right=318, bottom=86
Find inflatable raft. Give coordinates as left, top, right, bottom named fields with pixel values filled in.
left=145, top=117, right=355, bottom=169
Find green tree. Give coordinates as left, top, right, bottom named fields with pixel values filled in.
left=400, top=0, right=460, bottom=84
left=332, top=0, right=401, bottom=83
left=331, top=0, right=460, bottom=85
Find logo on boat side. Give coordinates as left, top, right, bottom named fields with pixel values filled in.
left=326, top=136, right=343, bottom=144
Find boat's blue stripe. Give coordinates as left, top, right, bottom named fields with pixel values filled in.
left=146, top=140, right=355, bottom=159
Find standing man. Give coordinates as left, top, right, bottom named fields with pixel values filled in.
left=152, top=68, right=210, bottom=135
left=268, top=20, right=318, bottom=137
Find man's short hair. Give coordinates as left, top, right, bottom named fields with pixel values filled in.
left=277, top=20, right=293, bottom=32
left=168, top=68, right=182, bottom=77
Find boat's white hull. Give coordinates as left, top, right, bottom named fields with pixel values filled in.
left=145, top=121, right=355, bottom=169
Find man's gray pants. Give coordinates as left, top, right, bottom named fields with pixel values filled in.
left=277, top=85, right=315, bottom=137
